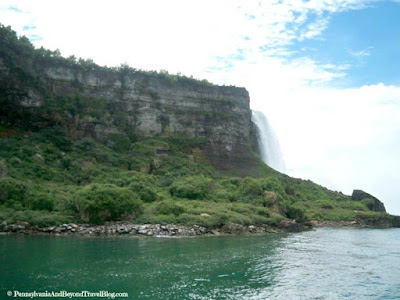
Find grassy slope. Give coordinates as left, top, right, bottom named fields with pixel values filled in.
left=0, top=125, right=391, bottom=228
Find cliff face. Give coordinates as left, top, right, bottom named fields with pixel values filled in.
left=48, top=67, right=256, bottom=173
left=1, top=48, right=259, bottom=174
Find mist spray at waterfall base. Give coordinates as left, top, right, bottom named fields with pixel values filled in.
left=252, top=110, right=286, bottom=173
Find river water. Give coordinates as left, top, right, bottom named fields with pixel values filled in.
left=1, top=228, right=399, bottom=299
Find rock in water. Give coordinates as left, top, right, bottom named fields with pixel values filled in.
left=351, top=189, right=386, bottom=212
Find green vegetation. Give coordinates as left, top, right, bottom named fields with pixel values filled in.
left=74, top=184, right=142, bottom=223
left=0, top=126, right=392, bottom=228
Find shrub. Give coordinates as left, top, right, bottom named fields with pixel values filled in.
left=285, top=204, right=306, bottom=222
left=319, top=200, right=334, bottom=210
left=240, top=177, right=263, bottom=197
left=340, top=201, right=366, bottom=211
left=220, top=177, right=241, bottom=187
left=280, top=201, right=307, bottom=222
left=159, top=177, right=173, bottom=187
left=35, top=127, right=72, bottom=151
left=28, top=191, right=55, bottom=211
left=108, top=133, right=131, bottom=152
left=138, top=187, right=158, bottom=203
left=74, top=184, right=143, bottom=223
left=0, top=207, right=74, bottom=227
left=169, top=176, right=211, bottom=200
left=261, top=177, right=285, bottom=194
left=129, top=183, right=157, bottom=203
left=155, top=200, right=185, bottom=216
left=285, top=185, right=295, bottom=196
left=212, top=189, right=238, bottom=203
left=0, top=178, right=28, bottom=205
left=266, top=213, right=284, bottom=226
left=216, top=213, right=229, bottom=227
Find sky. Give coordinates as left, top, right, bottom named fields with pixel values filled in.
left=1, top=0, right=400, bottom=214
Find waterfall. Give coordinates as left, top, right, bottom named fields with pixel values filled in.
left=252, top=110, right=286, bottom=173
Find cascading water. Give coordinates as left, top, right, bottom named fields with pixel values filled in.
left=252, top=110, right=286, bottom=173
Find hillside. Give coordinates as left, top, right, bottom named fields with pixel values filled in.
left=0, top=24, right=398, bottom=231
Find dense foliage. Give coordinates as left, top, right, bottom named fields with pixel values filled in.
left=0, top=125, right=390, bottom=227
left=74, top=184, right=143, bottom=223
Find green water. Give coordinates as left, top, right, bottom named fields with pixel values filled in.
left=1, top=228, right=400, bottom=299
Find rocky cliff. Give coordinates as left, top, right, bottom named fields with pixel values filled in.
left=0, top=24, right=259, bottom=175
left=44, top=67, right=257, bottom=174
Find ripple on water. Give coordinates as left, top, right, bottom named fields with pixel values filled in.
left=1, top=228, right=400, bottom=299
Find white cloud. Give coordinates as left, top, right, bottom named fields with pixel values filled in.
left=348, top=47, right=374, bottom=65
left=0, top=0, right=378, bottom=77
left=298, top=16, right=330, bottom=40
left=349, top=48, right=373, bottom=58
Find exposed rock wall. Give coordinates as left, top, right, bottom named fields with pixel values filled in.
left=3, top=64, right=259, bottom=174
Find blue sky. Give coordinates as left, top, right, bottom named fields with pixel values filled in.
left=291, top=1, right=400, bottom=87
left=1, top=0, right=400, bottom=214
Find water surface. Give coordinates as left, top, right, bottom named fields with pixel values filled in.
left=1, top=228, right=399, bottom=299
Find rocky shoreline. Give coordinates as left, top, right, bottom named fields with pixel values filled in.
left=1, top=218, right=396, bottom=237
left=0, top=219, right=310, bottom=237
